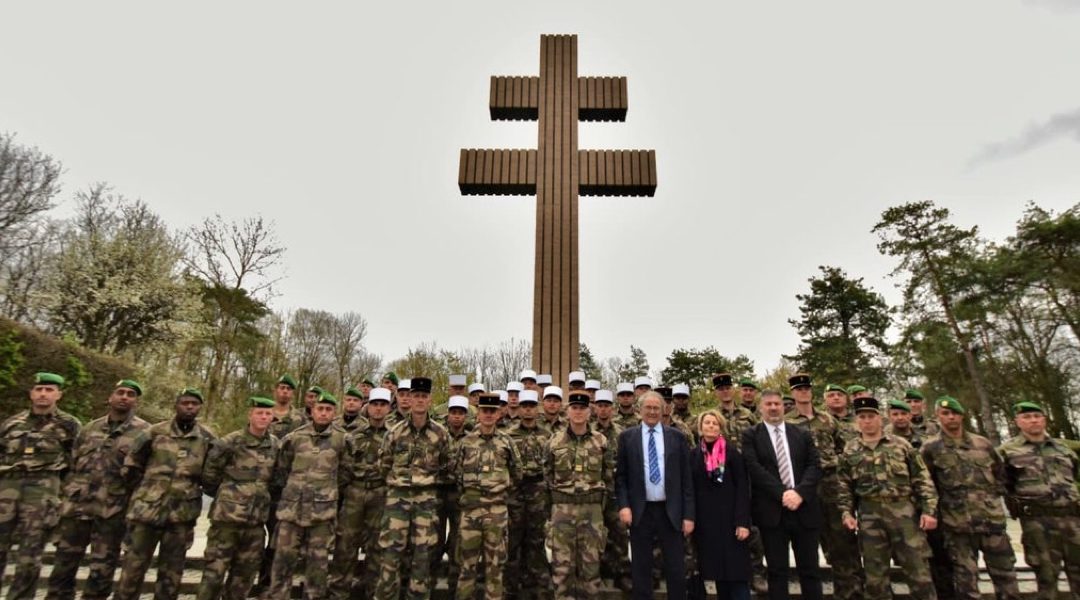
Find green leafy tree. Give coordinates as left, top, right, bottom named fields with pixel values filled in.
left=615, top=345, right=650, bottom=382
left=579, top=343, right=600, bottom=379
left=660, top=347, right=754, bottom=389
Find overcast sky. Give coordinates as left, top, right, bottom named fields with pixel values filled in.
left=3, top=1, right=1079, bottom=377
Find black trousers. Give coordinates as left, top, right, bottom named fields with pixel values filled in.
left=630, top=502, right=686, bottom=600
left=760, top=511, right=823, bottom=600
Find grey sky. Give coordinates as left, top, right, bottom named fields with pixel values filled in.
left=2, top=1, right=1078, bottom=380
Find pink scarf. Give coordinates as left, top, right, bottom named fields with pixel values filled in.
left=702, top=436, right=726, bottom=474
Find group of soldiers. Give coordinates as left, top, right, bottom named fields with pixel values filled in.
left=0, top=367, right=1078, bottom=600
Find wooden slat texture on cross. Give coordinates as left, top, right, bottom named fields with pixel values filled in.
left=458, top=34, right=657, bottom=388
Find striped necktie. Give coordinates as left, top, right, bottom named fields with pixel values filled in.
left=648, top=427, right=661, bottom=485
left=774, top=426, right=794, bottom=489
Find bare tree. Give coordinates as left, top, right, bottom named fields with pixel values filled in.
left=327, top=311, right=369, bottom=391
left=0, top=220, right=59, bottom=323
left=286, top=308, right=334, bottom=389
left=0, top=133, right=62, bottom=253
left=184, top=214, right=284, bottom=298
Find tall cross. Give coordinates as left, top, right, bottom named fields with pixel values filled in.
left=458, top=34, right=657, bottom=388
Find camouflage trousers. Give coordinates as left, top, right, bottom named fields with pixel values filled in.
left=45, top=514, right=126, bottom=600
left=819, top=484, right=864, bottom=600
left=373, top=487, right=439, bottom=600
left=0, top=474, right=61, bottom=600
left=433, top=484, right=460, bottom=594
left=456, top=501, right=507, bottom=600
left=195, top=522, right=265, bottom=600
left=505, top=478, right=551, bottom=600
left=1019, top=515, right=1080, bottom=599
left=328, top=484, right=385, bottom=600
left=600, top=499, right=631, bottom=588
left=268, top=520, right=333, bottom=600
left=926, top=526, right=957, bottom=599
left=857, top=499, right=937, bottom=599
left=547, top=502, right=605, bottom=600
left=942, top=528, right=1020, bottom=600
left=113, top=521, right=195, bottom=600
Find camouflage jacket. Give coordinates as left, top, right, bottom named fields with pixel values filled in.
left=921, top=431, right=1007, bottom=531
left=837, top=434, right=938, bottom=520
left=0, top=409, right=81, bottom=477
left=785, top=407, right=840, bottom=473
left=594, top=420, right=625, bottom=454
left=545, top=425, right=614, bottom=501
left=333, top=413, right=368, bottom=434
left=911, top=414, right=941, bottom=438
left=538, top=414, right=567, bottom=437
left=379, top=417, right=450, bottom=490
left=508, top=421, right=548, bottom=480
left=663, top=418, right=696, bottom=449
left=123, top=419, right=216, bottom=526
left=342, top=422, right=389, bottom=487
left=61, top=413, right=150, bottom=519
left=615, top=409, right=641, bottom=429
left=269, top=407, right=307, bottom=441
left=999, top=435, right=1080, bottom=512
left=830, top=411, right=860, bottom=450
left=202, top=428, right=280, bottom=525
left=885, top=424, right=927, bottom=450
left=451, top=429, right=522, bottom=505
left=273, top=423, right=348, bottom=526
left=720, top=404, right=758, bottom=451
left=672, top=407, right=694, bottom=426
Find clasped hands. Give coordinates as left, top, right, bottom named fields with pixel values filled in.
left=781, top=489, right=803, bottom=511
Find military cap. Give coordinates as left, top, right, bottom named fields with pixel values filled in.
left=34, top=372, right=65, bottom=388
left=935, top=395, right=964, bottom=414
left=448, top=374, right=467, bottom=387
left=537, top=374, right=553, bottom=386
left=116, top=379, right=144, bottom=396
left=361, top=376, right=377, bottom=387
left=1013, top=401, right=1044, bottom=415
left=594, top=390, right=614, bottom=404
left=672, top=383, right=691, bottom=397
left=277, top=374, right=298, bottom=389
left=519, top=369, right=538, bottom=382
left=448, top=395, right=469, bottom=411
left=887, top=399, right=912, bottom=413
left=497, top=390, right=508, bottom=404
left=345, top=386, right=363, bottom=399
left=616, top=382, right=634, bottom=394
left=567, top=391, right=591, bottom=406
left=739, top=378, right=758, bottom=390
left=904, top=389, right=925, bottom=401
left=178, top=387, right=204, bottom=403
left=712, top=373, right=734, bottom=388
left=846, top=384, right=867, bottom=395
left=824, top=383, right=847, bottom=394
left=307, top=385, right=324, bottom=395
left=477, top=393, right=501, bottom=408
left=633, top=376, right=653, bottom=389
left=249, top=396, right=275, bottom=408
left=411, top=377, right=433, bottom=394
left=568, top=371, right=586, bottom=384
left=852, top=396, right=880, bottom=413
left=655, top=386, right=673, bottom=401
left=369, top=387, right=392, bottom=403
left=506, top=381, right=524, bottom=392
left=317, top=392, right=339, bottom=407
left=585, top=379, right=601, bottom=391
left=788, top=373, right=812, bottom=389
left=467, top=382, right=486, bottom=394
left=398, top=379, right=412, bottom=391
left=382, top=371, right=400, bottom=385
left=519, top=389, right=539, bottom=404
left=544, top=386, right=564, bottom=400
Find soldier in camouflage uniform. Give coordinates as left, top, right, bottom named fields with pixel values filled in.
left=386, top=378, right=413, bottom=427
left=671, top=385, right=694, bottom=425
left=905, top=388, right=941, bottom=438
left=0, top=372, right=80, bottom=600
left=1000, top=401, right=1080, bottom=598
left=374, top=376, right=451, bottom=600
left=614, top=382, right=641, bottom=429
left=451, top=393, right=522, bottom=599
left=921, top=396, right=1020, bottom=600
left=659, top=388, right=695, bottom=446
left=538, top=386, right=566, bottom=435
left=591, top=390, right=631, bottom=592
left=266, top=392, right=347, bottom=600
left=333, top=386, right=369, bottom=433
left=794, top=379, right=863, bottom=600
left=196, top=397, right=279, bottom=600
left=328, top=387, right=393, bottom=599
left=884, top=399, right=926, bottom=449
left=505, top=389, right=553, bottom=600
left=739, top=378, right=759, bottom=415
left=114, top=387, right=215, bottom=600
left=433, top=396, right=471, bottom=596
left=712, top=373, right=758, bottom=450
left=837, top=396, right=940, bottom=599
left=545, top=390, right=615, bottom=599
left=46, top=379, right=148, bottom=600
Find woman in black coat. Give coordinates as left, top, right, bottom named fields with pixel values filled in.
left=690, top=410, right=753, bottom=600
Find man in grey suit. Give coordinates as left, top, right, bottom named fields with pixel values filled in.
left=616, top=391, right=696, bottom=600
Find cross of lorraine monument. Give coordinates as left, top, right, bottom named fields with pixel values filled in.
left=459, top=34, right=657, bottom=387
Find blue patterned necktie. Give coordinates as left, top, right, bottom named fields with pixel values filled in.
left=648, top=427, right=661, bottom=485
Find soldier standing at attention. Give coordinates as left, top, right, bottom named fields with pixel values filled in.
left=538, top=386, right=566, bottom=435
left=266, top=392, right=348, bottom=600
left=905, top=389, right=940, bottom=437
left=504, top=389, right=553, bottom=600
left=1000, top=401, right=1080, bottom=598
left=592, top=390, right=632, bottom=593
left=334, top=386, right=369, bottom=432
left=374, top=376, right=450, bottom=600
left=0, top=372, right=80, bottom=600
left=671, top=383, right=694, bottom=425
left=921, top=396, right=1020, bottom=600
left=46, top=379, right=148, bottom=600
left=837, top=396, right=940, bottom=599
left=328, top=387, right=393, bottom=599
left=739, top=378, right=759, bottom=415
left=435, top=396, right=471, bottom=596
left=114, top=388, right=215, bottom=600
left=505, top=381, right=523, bottom=421
left=544, top=390, right=615, bottom=599
left=452, top=393, right=522, bottom=599
left=614, top=382, right=641, bottom=429
left=712, top=373, right=757, bottom=450
left=884, top=399, right=926, bottom=449
left=196, top=397, right=279, bottom=600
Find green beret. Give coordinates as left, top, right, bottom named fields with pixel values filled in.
left=738, top=378, right=758, bottom=390
left=277, top=374, right=297, bottom=389
left=116, top=379, right=143, bottom=396
left=382, top=371, right=399, bottom=385
left=935, top=395, right=964, bottom=414
left=825, top=383, right=847, bottom=394
left=887, top=399, right=911, bottom=413
left=178, top=387, right=204, bottom=403
left=307, top=385, right=324, bottom=395
left=1013, top=401, right=1044, bottom=415
left=317, top=392, right=339, bottom=407
left=345, top=386, right=363, bottom=399
left=904, top=389, right=925, bottom=401
left=846, top=384, right=867, bottom=395
left=34, top=372, right=65, bottom=388
left=361, top=377, right=376, bottom=387
left=249, top=396, right=275, bottom=408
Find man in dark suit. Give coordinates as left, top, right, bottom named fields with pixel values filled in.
left=742, top=390, right=824, bottom=600
left=616, top=391, right=695, bottom=600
